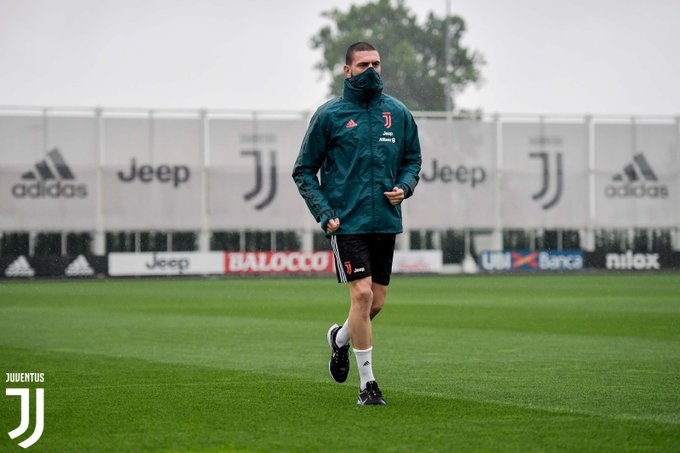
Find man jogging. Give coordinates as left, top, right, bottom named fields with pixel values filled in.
left=292, top=42, right=422, bottom=405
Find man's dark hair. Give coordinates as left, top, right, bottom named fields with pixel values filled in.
left=345, top=42, right=378, bottom=65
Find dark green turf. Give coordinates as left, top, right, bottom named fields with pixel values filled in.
left=1, top=274, right=679, bottom=451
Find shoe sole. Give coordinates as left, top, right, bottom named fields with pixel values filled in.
left=327, top=324, right=339, bottom=351
left=357, top=398, right=387, bottom=406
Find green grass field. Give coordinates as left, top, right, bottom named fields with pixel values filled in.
left=1, top=274, right=679, bottom=452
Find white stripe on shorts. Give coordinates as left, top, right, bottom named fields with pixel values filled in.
left=330, top=235, right=348, bottom=283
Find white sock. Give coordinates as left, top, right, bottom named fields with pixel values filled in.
left=335, top=318, right=350, bottom=347
left=353, top=347, right=375, bottom=390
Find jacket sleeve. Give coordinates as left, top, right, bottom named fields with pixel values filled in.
left=292, top=109, right=336, bottom=231
left=396, top=110, right=422, bottom=199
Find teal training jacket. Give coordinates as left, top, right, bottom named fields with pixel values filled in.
left=292, top=79, right=422, bottom=235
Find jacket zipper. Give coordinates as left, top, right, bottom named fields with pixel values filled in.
left=367, top=103, right=376, bottom=229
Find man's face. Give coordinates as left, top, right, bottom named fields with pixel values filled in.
left=344, top=50, right=381, bottom=78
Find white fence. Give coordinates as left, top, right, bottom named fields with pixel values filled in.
left=1, top=107, right=679, bottom=253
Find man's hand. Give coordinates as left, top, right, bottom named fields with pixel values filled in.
left=326, top=218, right=341, bottom=234
left=384, top=187, right=405, bottom=205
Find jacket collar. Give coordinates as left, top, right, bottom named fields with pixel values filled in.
left=342, top=77, right=383, bottom=106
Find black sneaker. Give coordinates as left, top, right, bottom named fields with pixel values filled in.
left=327, top=324, right=350, bottom=383
left=357, top=380, right=387, bottom=405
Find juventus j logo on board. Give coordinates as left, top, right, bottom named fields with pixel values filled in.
left=6, top=388, right=45, bottom=449
left=241, top=149, right=277, bottom=210
left=529, top=152, right=563, bottom=210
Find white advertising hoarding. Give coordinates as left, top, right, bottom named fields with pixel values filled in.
left=392, top=250, right=443, bottom=273
left=593, top=123, right=679, bottom=227
left=207, top=117, right=310, bottom=230
left=406, top=119, right=497, bottom=229
left=108, top=252, right=224, bottom=276
left=0, top=116, right=98, bottom=230
left=101, top=117, right=204, bottom=230
left=500, top=122, right=588, bottom=229
left=1, top=112, right=678, bottom=232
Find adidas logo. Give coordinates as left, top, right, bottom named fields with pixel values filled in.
left=362, top=361, right=371, bottom=367
left=65, top=255, right=95, bottom=277
left=11, top=148, right=88, bottom=199
left=605, top=153, right=668, bottom=199
left=5, top=256, right=35, bottom=278
left=612, top=153, right=657, bottom=182
left=22, top=148, right=75, bottom=181
left=345, top=119, right=358, bottom=128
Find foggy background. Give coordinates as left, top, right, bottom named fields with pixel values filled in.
left=1, top=0, right=679, bottom=115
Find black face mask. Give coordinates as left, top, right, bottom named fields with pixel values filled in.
left=348, top=67, right=383, bottom=94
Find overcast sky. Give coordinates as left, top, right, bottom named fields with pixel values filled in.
left=1, top=0, right=678, bottom=115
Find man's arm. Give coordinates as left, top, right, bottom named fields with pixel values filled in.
left=292, top=110, right=337, bottom=232
left=395, top=110, right=422, bottom=199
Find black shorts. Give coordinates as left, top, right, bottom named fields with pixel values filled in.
left=329, top=234, right=396, bottom=286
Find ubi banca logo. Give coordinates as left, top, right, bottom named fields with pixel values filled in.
left=606, top=153, right=668, bottom=199
left=12, top=148, right=87, bottom=199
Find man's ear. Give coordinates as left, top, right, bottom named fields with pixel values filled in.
left=343, top=65, right=351, bottom=78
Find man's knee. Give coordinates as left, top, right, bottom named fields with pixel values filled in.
left=350, top=278, right=374, bottom=307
